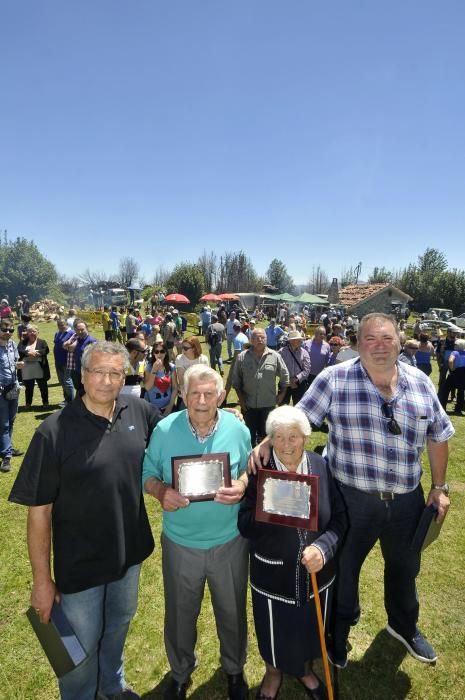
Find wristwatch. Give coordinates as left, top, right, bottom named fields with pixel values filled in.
left=431, top=483, right=450, bottom=495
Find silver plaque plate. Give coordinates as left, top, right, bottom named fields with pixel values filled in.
left=263, top=477, right=311, bottom=519
left=178, top=459, right=225, bottom=497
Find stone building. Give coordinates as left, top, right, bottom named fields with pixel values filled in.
left=334, top=283, right=412, bottom=317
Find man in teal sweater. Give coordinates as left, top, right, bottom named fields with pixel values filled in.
left=143, top=365, right=251, bottom=700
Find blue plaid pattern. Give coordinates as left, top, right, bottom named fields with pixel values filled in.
left=297, top=358, right=454, bottom=493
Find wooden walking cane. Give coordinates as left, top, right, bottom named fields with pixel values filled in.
left=310, top=572, right=334, bottom=700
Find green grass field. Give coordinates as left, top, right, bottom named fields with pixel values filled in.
left=1, top=320, right=464, bottom=699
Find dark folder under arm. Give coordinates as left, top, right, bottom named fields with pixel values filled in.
left=26, top=603, right=87, bottom=678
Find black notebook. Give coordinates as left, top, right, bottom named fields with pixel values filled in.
left=411, top=503, right=443, bottom=553
left=26, top=603, right=87, bottom=677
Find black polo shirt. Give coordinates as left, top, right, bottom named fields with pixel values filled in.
left=9, top=395, right=160, bottom=594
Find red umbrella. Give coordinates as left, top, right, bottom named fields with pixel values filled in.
left=200, top=293, right=222, bottom=302
left=218, top=293, right=240, bottom=301
left=164, top=293, right=190, bottom=304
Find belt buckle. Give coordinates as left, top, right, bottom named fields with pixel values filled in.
left=379, top=491, right=395, bottom=501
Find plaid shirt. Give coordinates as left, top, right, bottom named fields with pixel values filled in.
left=297, top=358, right=454, bottom=493
left=65, top=348, right=77, bottom=371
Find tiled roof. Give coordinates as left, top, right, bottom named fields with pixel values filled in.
left=337, top=284, right=391, bottom=307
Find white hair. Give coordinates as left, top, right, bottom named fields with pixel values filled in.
left=266, top=405, right=311, bottom=438
left=455, top=338, right=465, bottom=351
left=183, top=364, right=224, bottom=396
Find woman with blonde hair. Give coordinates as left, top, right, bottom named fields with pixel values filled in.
left=174, top=335, right=209, bottom=396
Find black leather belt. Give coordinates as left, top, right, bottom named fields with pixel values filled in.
left=367, top=490, right=397, bottom=500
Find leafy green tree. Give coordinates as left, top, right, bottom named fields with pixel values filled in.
left=395, top=248, right=449, bottom=311
left=368, top=266, right=393, bottom=284
left=265, top=258, right=294, bottom=293
left=166, top=263, right=205, bottom=307
left=433, top=269, right=465, bottom=313
left=0, top=236, right=57, bottom=301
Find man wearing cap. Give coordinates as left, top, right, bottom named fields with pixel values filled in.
left=279, top=330, right=311, bottom=405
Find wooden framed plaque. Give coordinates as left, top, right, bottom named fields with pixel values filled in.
left=171, top=452, right=231, bottom=502
left=256, top=468, right=319, bottom=531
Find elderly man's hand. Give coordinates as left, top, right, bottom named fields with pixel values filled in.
left=215, top=479, right=246, bottom=505
left=222, top=407, right=244, bottom=423
left=160, top=485, right=190, bottom=512
left=247, top=437, right=272, bottom=475
left=301, top=545, right=324, bottom=574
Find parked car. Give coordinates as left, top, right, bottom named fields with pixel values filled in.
left=449, top=313, right=465, bottom=329
left=412, top=320, right=464, bottom=343
left=424, top=308, right=453, bottom=320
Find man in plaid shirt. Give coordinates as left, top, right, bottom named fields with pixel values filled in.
left=252, top=313, right=454, bottom=667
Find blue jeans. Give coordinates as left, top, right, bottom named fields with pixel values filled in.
left=226, top=334, right=235, bottom=359
left=57, top=365, right=75, bottom=403
left=0, top=392, right=18, bottom=458
left=58, top=564, right=141, bottom=700
left=332, top=483, right=424, bottom=647
left=209, top=344, right=223, bottom=372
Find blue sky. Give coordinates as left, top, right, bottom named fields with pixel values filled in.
left=2, top=1, right=465, bottom=286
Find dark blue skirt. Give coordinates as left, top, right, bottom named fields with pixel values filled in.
left=251, top=582, right=333, bottom=677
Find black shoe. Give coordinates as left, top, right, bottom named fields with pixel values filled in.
left=0, top=458, right=12, bottom=473
left=11, top=448, right=24, bottom=457
left=386, top=624, right=438, bottom=663
left=256, top=672, right=282, bottom=700
left=227, top=672, right=249, bottom=700
left=163, top=678, right=189, bottom=700
left=298, top=673, right=327, bottom=700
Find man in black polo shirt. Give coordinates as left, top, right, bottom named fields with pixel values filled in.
left=9, top=341, right=160, bottom=700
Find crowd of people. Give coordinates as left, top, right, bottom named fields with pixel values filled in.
left=0, top=293, right=458, bottom=700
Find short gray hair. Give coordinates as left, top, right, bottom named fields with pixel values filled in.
left=26, top=324, right=39, bottom=333
left=81, top=340, right=130, bottom=371
left=183, top=365, right=223, bottom=396
left=455, top=338, right=465, bottom=351
left=266, top=405, right=311, bottom=438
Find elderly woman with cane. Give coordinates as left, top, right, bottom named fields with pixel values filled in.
left=238, top=406, right=346, bottom=700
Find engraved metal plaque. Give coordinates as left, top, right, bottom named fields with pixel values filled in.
left=263, top=478, right=311, bottom=519
left=171, top=453, right=231, bottom=502
left=256, top=468, right=319, bottom=531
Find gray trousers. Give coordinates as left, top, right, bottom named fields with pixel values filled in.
left=161, top=532, right=248, bottom=683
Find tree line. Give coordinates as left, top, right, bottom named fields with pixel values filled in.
left=1, top=233, right=465, bottom=314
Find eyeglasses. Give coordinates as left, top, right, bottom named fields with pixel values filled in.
left=381, top=403, right=402, bottom=435
left=329, top=342, right=340, bottom=347
left=85, top=368, right=125, bottom=381
left=153, top=349, right=166, bottom=354
left=0, top=328, right=14, bottom=333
